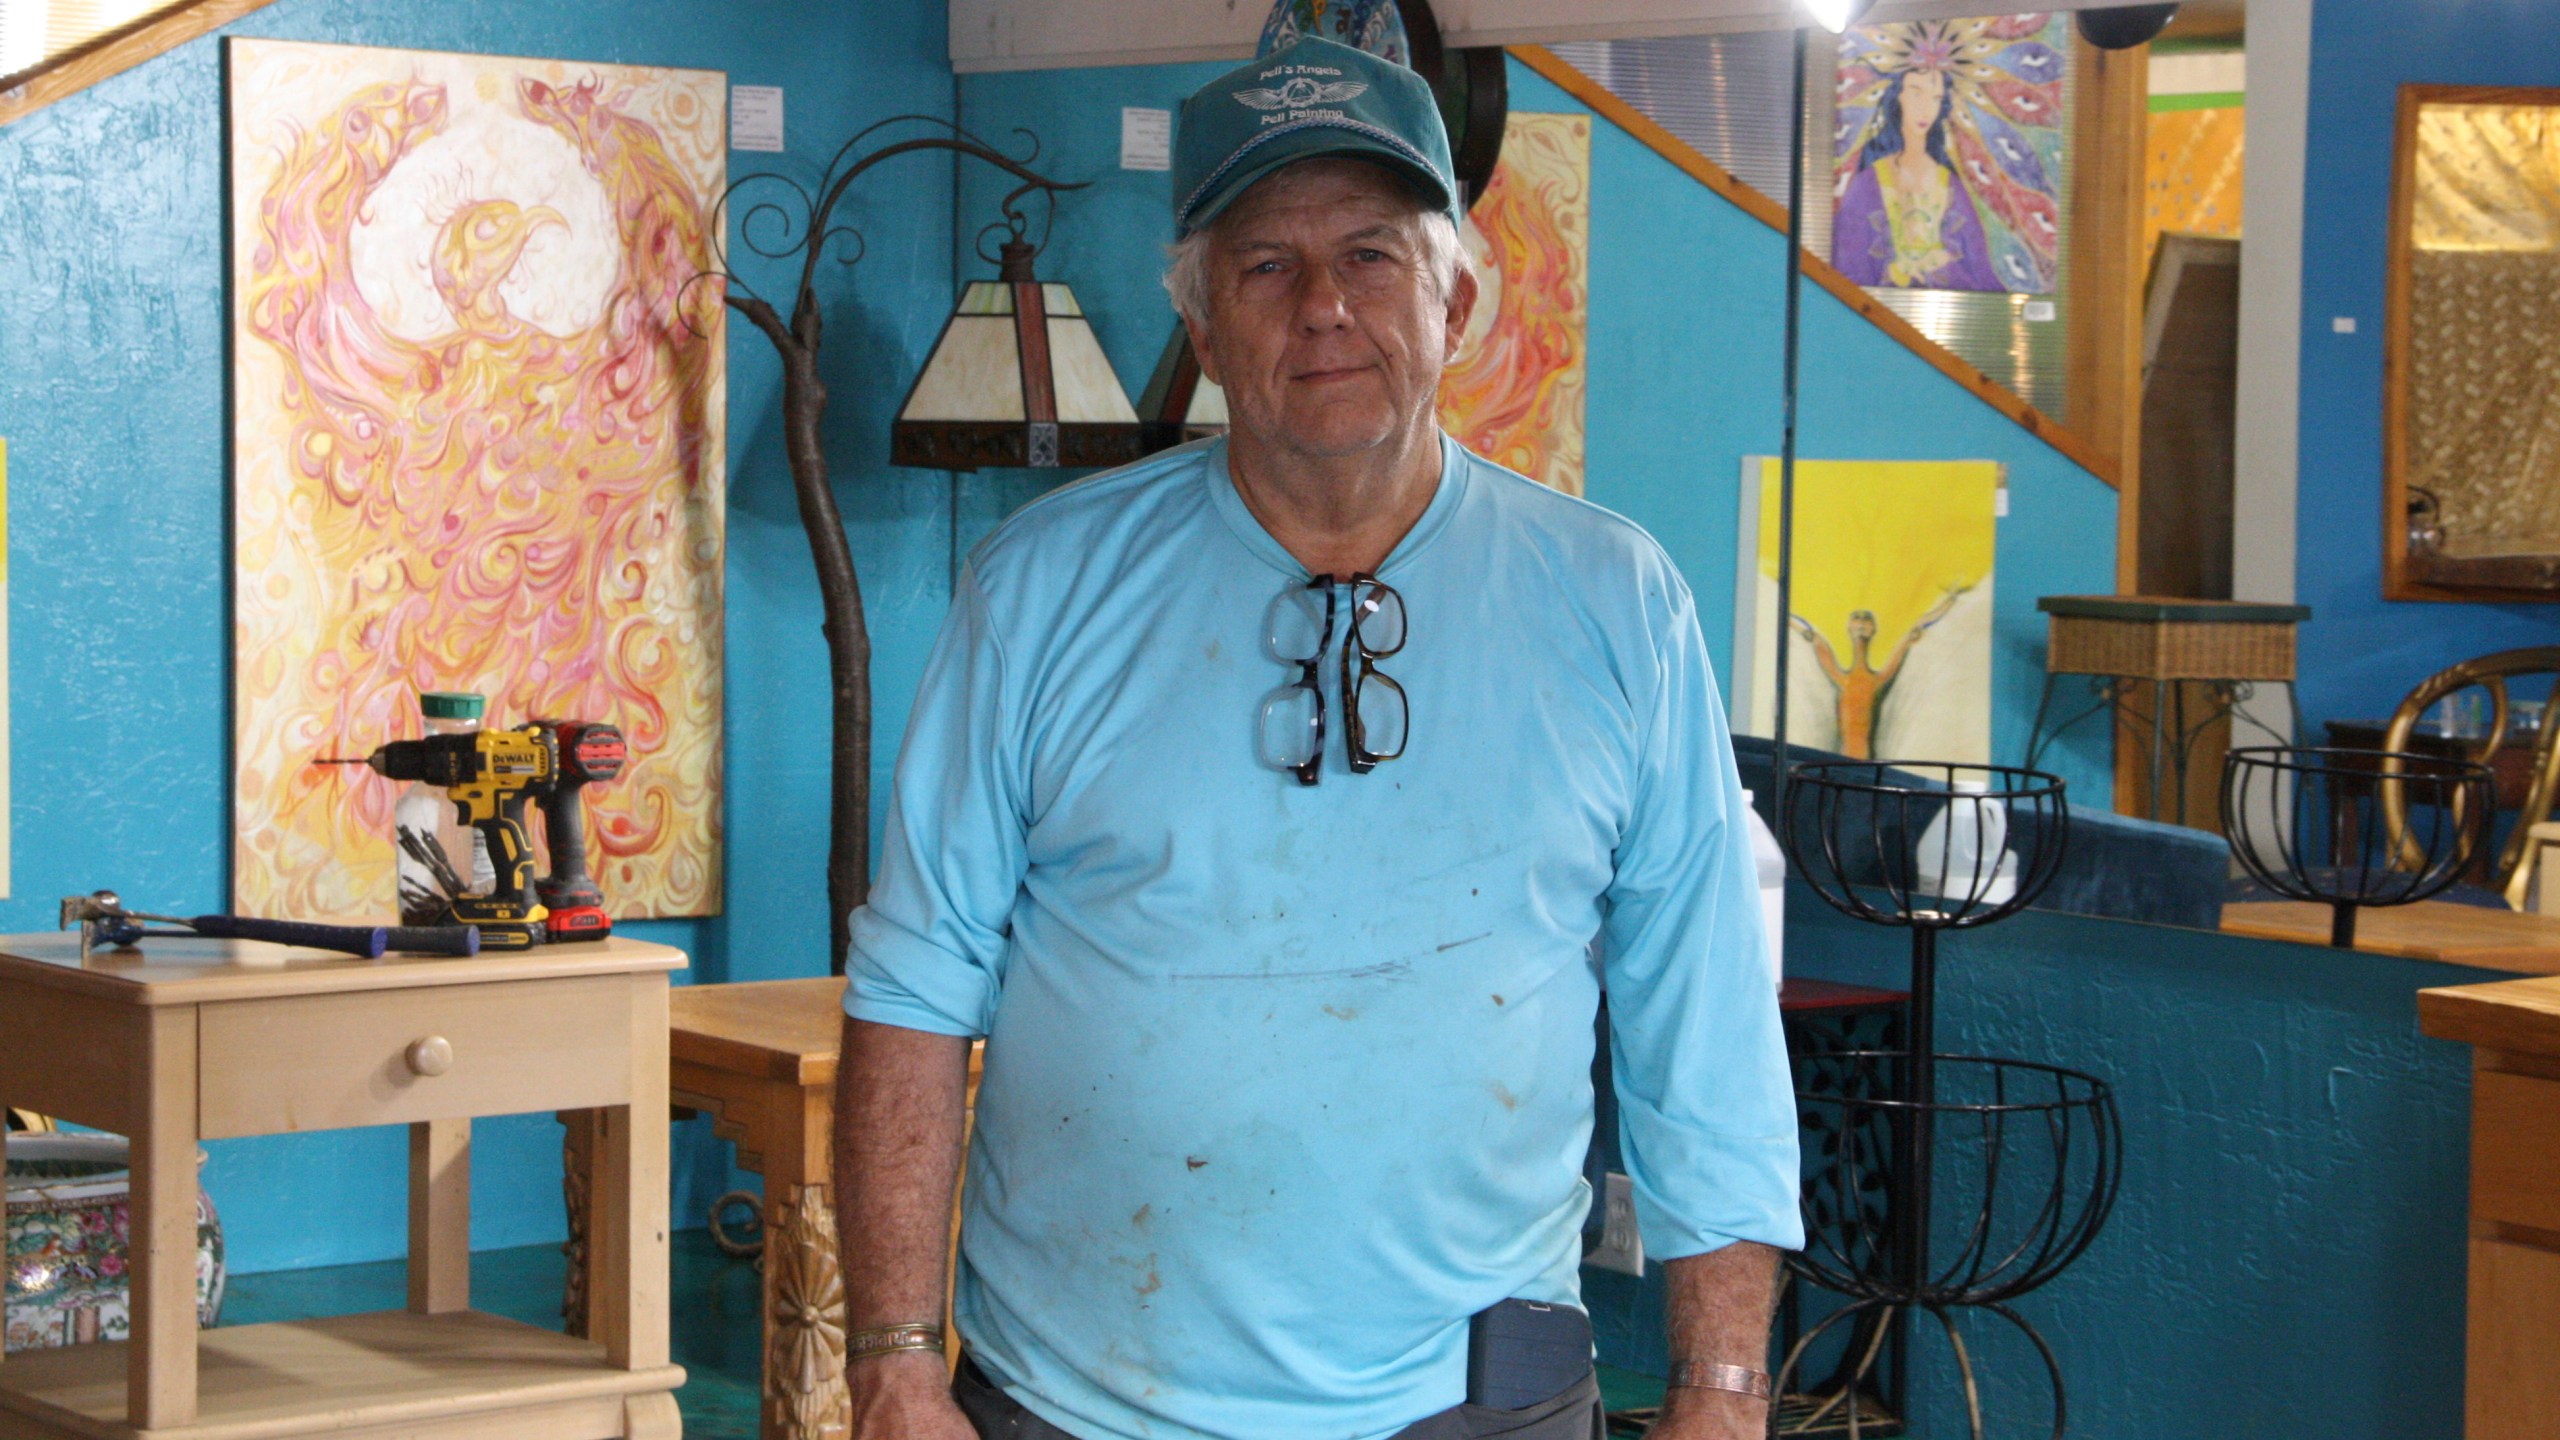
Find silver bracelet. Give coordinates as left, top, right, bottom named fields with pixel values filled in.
left=1666, top=1362, right=1773, bottom=1401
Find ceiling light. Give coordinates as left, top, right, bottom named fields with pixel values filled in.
left=1800, top=0, right=1876, bottom=35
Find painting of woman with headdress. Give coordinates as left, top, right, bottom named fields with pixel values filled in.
left=1258, top=0, right=1412, bottom=66
left=1831, top=15, right=2066, bottom=295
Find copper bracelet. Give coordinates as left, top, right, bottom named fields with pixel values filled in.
left=845, top=1323, right=947, bottom=1362
left=1666, top=1362, right=1773, bottom=1401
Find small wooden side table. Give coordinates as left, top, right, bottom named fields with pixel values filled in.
left=567, top=978, right=977, bottom=1440
left=2419, top=974, right=2560, bottom=1440
left=0, top=932, right=686, bottom=1440
left=2024, top=594, right=2310, bottom=825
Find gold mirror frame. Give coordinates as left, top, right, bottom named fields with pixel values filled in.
left=2384, top=82, right=2560, bottom=601
left=0, top=0, right=277, bottom=129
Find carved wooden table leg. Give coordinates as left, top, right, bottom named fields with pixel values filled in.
left=765, top=1183, right=851, bottom=1440
left=577, top=978, right=966, bottom=1440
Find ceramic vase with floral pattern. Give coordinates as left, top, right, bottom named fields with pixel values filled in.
left=5, top=1134, right=224, bottom=1352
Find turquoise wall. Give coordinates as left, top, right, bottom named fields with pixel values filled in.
left=953, top=60, right=2121, bottom=789
left=2294, top=0, right=2560, bottom=734
left=0, top=0, right=963, bottom=1273
left=2, top=23, right=2116, bottom=1281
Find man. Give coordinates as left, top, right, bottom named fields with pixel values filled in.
left=834, top=35, right=1800, bottom=1440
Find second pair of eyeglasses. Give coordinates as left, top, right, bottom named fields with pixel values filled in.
left=1257, top=573, right=1408, bottom=786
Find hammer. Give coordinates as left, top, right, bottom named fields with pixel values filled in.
left=55, top=891, right=446, bottom=963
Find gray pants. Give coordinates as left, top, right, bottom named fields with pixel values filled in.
left=953, top=1357, right=1606, bottom=1440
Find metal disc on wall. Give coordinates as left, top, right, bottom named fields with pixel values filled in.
left=1399, top=0, right=1508, bottom=211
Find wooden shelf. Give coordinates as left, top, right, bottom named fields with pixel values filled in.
left=2421, top=974, right=2560, bottom=1055
left=2223, top=899, right=2560, bottom=975
left=0, top=1310, right=683, bottom=1439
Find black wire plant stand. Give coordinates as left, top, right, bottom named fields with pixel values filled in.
left=1775, top=762, right=2120, bottom=1440
left=2219, top=746, right=2493, bottom=947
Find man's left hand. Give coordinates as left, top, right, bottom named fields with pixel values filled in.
left=1643, top=1386, right=1767, bottom=1440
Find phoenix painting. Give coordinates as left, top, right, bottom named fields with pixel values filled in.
left=1439, top=111, right=1589, bottom=496
left=229, top=39, right=726, bottom=921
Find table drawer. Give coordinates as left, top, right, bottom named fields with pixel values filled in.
left=199, top=975, right=637, bottom=1137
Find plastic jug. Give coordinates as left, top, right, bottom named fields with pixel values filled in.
left=1741, top=790, right=1785, bottom=994
left=1915, top=777, right=2017, bottom=906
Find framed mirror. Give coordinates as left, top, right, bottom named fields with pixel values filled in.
left=2386, top=83, right=2560, bottom=600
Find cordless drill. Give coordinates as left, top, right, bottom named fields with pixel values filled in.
left=530, top=719, right=626, bottom=942
left=360, top=726, right=556, bottom=950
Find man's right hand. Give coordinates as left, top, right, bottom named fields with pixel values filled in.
left=833, top=1017, right=980, bottom=1436
left=846, top=1352, right=977, bottom=1438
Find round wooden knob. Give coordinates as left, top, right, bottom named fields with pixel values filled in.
left=406, top=1036, right=454, bottom=1077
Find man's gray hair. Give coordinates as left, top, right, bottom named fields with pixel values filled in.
left=1162, top=205, right=1471, bottom=329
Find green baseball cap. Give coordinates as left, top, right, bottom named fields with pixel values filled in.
left=1173, top=34, right=1458, bottom=237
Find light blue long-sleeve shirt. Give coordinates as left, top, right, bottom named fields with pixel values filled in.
left=846, top=434, right=1800, bottom=1440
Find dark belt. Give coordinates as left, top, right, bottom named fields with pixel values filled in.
left=951, top=1356, right=1605, bottom=1440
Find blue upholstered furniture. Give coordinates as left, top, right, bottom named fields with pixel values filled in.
left=1732, top=736, right=2229, bottom=932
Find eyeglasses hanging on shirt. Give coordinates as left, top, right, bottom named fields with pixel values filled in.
left=1257, top=574, right=1408, bottom=786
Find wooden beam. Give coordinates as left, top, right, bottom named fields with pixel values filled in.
left=2064, top=37, right=2149, bottom=584
left=0, top=0, right=281, bottom=129
left=2058, top=39, right=2152, bottom=817
left=1511, top=43, right=2120, bottom=487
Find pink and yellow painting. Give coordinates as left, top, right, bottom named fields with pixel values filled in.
left=1438, top=111, right=1589, bottom=496
left=228, top=39, right=727, bottom=921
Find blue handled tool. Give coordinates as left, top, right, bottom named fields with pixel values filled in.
left=59, top=890, right=393, bottom=962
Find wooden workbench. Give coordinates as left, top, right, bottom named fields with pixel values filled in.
left=2421, top=973, right=2560, bottom=1439
left=0, top=932, right=686, bottom=1440
left=2224, top=900, right=2560, bottom=975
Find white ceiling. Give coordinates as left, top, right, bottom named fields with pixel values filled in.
left=951, top=0, right=2208, bottom=74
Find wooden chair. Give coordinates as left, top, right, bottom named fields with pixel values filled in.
left=2381, top=647, right=2560, bottom=909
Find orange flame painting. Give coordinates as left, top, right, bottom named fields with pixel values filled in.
left=228, top=40, right=726, bottom=922
left=1438, top=112, right=1588, bottom=496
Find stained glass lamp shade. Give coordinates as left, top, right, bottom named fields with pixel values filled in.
left=1138, top=327, right=1230, bottom=452
left=892, top=241, right=1144, bottom=471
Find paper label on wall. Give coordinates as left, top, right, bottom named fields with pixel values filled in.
left=732, top=85, right=785, bottom=152
left=1121, top=107, right=1171, bottom=171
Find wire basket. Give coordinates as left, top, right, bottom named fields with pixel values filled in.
left=1780, top=761, right=2070, bottom=1097
left=1793, top=1053, right=2121, bottom=1308
left=1776, top=762, right=2088, bottom=1439
left=2220, top=746, right=2492, bottom=947
left=1784, top=763, right=2069, bottom=933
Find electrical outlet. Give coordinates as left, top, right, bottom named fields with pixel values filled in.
left=1586, top=1171, right=1644, bottom=1277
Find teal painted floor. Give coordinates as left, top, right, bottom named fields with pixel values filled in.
left=221, top=1234, right=1671, bottom=1438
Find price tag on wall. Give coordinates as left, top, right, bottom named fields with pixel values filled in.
left=1121, top=107, right=1171, bottom=171
left=732, top=85, right=785, bottom=152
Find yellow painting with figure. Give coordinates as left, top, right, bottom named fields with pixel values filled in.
left=1438, top=112, right=1588, bottom=496
left=228, top=39, right=726, bottom=921
left=1733, top=459, right=1999, bottom=763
